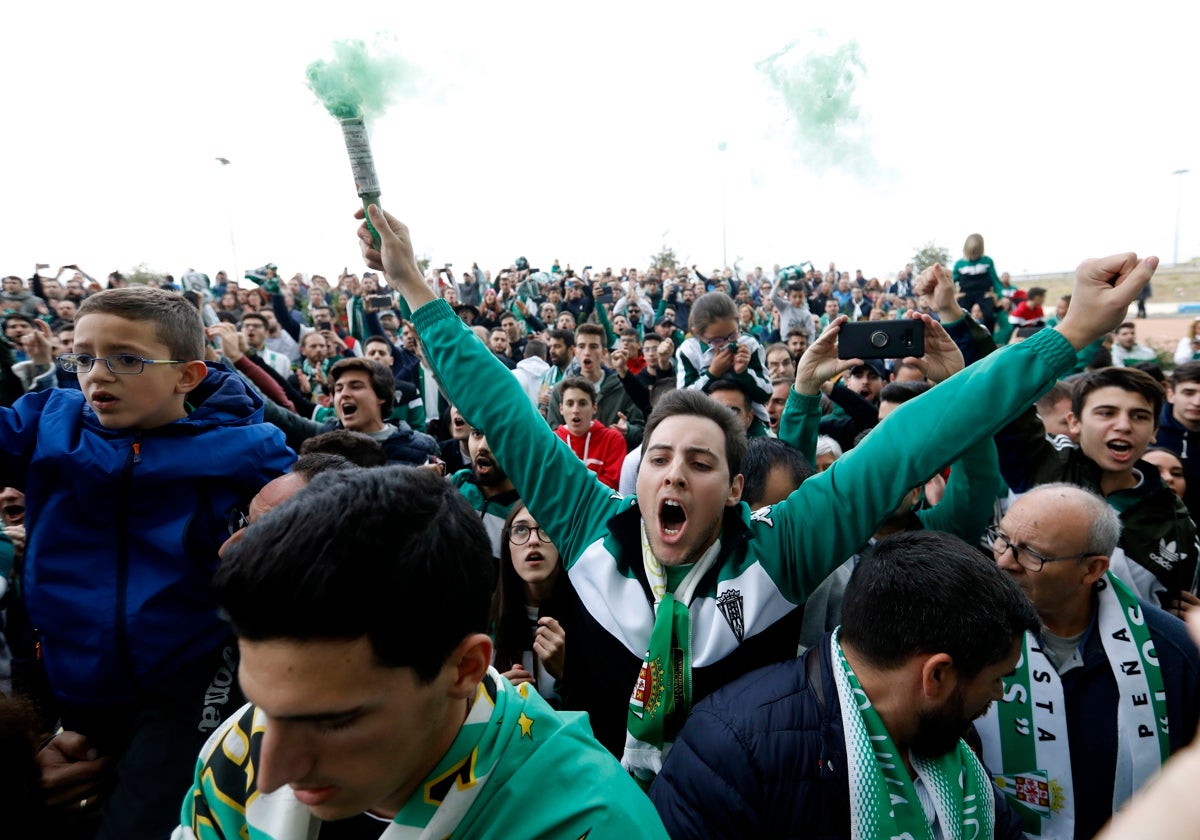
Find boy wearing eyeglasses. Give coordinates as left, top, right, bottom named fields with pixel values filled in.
left=2, top=286, right=294, bottom=838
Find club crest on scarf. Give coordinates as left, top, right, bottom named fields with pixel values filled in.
left=629, top=656, right=666, bottom=720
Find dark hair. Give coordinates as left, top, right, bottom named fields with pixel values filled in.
left=1145, top=446, right=1184, bottom=470
left=329, top=357, right=395, bottom=410
left=240, top=312, right=268, bottom=329
left=215, top=467, right=496, bottom=682
left=879, top=380, right=931, bottom=406
left=1116, top=321, right=1136, bottom=332
left=77, top=287, right=205, bottom=360
left=2, top=314, right=35, bottom=331
left=490, top=502, right=576, bottom=673
left=364, top=334, right=394, bottom=357
left=1172, top=361, right=1200, bottom=388
left=1028, top=286, right=1047, bottom=299
left=524, top=338, right=547, bottom=360
left=559, top=375, right=596, bottom=405
left=299, top=429, right=388, bottom=467
left=741, top=437, right=814, bottom=508
left=619, top=327, right=640, bottom=339
left=688, top=291, right=737, bottom=335
left=643, top=388, right=747, bottom=480
left=548, top=328, right=575, bottom=347
left=705, top=377, right=751, bottom=408
left=840, top=530, right=1039, bottom=678
left=1071, top=366, right=1164, bottom=427
left=290, top=452, right=354, bottom=480
left=576, top=323, right=605, bottom=343
left=1130, top=362, right=1165, bottom=388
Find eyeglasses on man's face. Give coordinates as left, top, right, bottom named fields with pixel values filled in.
left=985, top=525, right=1090, bottom=572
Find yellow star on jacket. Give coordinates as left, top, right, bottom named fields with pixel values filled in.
left=518, top=712, right=534, bottom=739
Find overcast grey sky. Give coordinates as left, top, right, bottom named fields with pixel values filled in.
left=2, top=0, right=1195, bottom=283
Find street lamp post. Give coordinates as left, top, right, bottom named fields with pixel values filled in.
left=216, top=157, right=240, bottom=286
left=719, top=142, right=727, bottom=269
left=1174, top=168, right=1190, bottom=267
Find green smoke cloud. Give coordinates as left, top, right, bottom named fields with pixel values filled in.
left=305, top=39, right=409, bottom=121
left=758, top=39, right=873, bottom=174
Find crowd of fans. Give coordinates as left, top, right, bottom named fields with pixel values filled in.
left=0, top=223, right=1197, bottom=839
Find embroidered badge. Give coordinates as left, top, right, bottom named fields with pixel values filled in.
left=716, top=589, right=745, bottom=642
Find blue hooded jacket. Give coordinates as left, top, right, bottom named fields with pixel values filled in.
left=2, top=364, right=294, bottom=706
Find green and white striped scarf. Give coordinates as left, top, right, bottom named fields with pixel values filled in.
left=388, top=671, right=507, bottom=838
left=621, top=523, right=721, bottom=786
left=977, top=572, right=1169, bottom=838
left=832, top=629, right=995, bottom=840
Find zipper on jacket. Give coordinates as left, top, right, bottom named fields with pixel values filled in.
left=115, top=433, right=142, bottom=689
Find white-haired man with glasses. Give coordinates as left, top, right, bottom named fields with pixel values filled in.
left=977, top=483, right=1200, bottom=840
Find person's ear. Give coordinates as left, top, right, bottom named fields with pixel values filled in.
left=447, top=633, right=493, bottom=700
left=1082, top=553, right=1110, bottom=586
left=176, top=360, right=209, bottom=394
left=1065, top=410, right=1082, bottom=438
left=919, top=652, right=958, bottom=701
left=726, top=472, right=744, bottom=507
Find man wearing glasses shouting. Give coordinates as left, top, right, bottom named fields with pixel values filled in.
left=977, top=483, right=1200, bottom=840
left=2, top=287, right=293, bottom=838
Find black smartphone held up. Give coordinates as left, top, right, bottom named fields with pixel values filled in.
left=838, top=320, right=925, bottom=360
left=366, top=294, right=393, bottom=309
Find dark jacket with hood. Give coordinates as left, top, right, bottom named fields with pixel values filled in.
left=1156, top=401, right=1200, bottom=524
left=6, top=364, right=294, bottom=706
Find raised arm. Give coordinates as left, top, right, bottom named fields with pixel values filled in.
left=758, top=252, right=1157, bottom=599
left=357, top=207, right=622, bottom=567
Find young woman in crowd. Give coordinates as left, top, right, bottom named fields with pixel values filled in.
left=491, top=502, right=577, bottom=704
left=1144, top=447, right=1187, bottom=499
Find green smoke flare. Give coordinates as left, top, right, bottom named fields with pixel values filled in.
left=758, top=39, right=872, bottom=174
left=305, top=39, right=408, bottom=120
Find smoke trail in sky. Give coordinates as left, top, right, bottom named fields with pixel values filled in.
left=758, top=39, right=873, bottom=175
left=305, top=38, right=410, bottom=120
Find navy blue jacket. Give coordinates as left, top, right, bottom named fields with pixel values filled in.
left=1056, top=596, right=1200, bottom=840
left=6, top=365, right=294, bottom=706
left=650, top=635, right=1026, bottom=840
left=1156, top=401, right=1200, bottom=524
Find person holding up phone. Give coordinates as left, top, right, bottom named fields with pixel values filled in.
left=675, top=292, right=772, bottom=436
